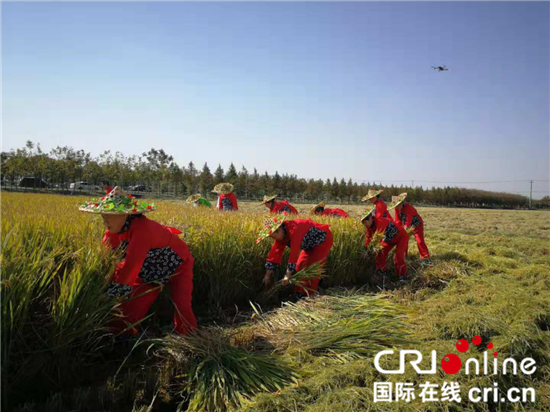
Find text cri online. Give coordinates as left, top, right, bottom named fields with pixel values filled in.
left=373, top=350, right=537, bottom=404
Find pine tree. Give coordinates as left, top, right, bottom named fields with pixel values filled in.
left=225, top=163, right=238, bottom=183
left=199, top=162, right=214, bottom=194
left=324, top=179, right=332, bottom=200
left=237, top=166, right=250, bottom=197
left=183, top=161, right=198, bottom=194
left=250, top=168, right=260, bottom=197
left=214, top=164, right=225, bottom=184
left=272, top=171, right=282, bottom=193
left=339, top=178, right=348, bottom=199
left=331, top=177, right=340, bottom=199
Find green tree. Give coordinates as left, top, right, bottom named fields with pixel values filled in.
left=214, top=164, right=225, bottom=185
left=237, top=166, right=250, bottom=197
left=142, top=148, right=174, bottom=193
left=199, top=163, right=214, bottom=195
left=225, top=163, right=238, bottom=184
left=183, top=161, right=199, bottom=194
left=272, top=171, right=282, bottom=192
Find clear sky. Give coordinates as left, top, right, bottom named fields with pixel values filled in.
left=3, top=1, right=549, bottom=197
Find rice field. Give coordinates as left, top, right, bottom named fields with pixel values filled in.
left=2, top=192, right=549, bottom=411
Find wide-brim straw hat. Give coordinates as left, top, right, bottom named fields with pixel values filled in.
left=255, top=215, right=287, bottom=244
left=186, top=194, right=202, bottom=203
left=310, top=201, right=326, bottom=214
left=79, top=186, right=155, bottom=214
left=358, top=205, right=376, bottom=222
left=259, top=195, right=277, bottom=206
left=361, top=189, right=384, bottom=202
left=212, top=183, right=234, bottom=194
left=388, top=193, right=408, bottom=210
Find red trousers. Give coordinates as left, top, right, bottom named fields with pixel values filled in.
left=111, top=260, right=197, bottom=336
left=376, top=234, right=409, bottom=277
left=413, top=224, right=430, bottom=259
left=295, top=231, right=334, bottom=295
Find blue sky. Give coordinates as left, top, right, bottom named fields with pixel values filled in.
left=3, top=2, right=549, bottom=197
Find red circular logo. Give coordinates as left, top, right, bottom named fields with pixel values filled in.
left=456, top=339, right=469, bottom=353
left=441, top=354, right=462, bottom=374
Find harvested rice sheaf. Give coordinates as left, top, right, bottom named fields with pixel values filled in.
left=160, top=329, right=298, bottom=412
left=251, top=292, right=412, bottom=358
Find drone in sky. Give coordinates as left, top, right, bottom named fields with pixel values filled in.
left=432, top=65, right=449, bottom=72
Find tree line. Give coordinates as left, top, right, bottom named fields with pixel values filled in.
left=1, top=141, right=544, bottom=209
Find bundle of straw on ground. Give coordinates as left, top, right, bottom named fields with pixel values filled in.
left=251, top=291, right=411, bottom=358
left=159, top=328, right=299, bottom=412
left=158, top=291, right=410, bottom=412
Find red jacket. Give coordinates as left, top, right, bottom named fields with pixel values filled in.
left=393, top=203, right=423, bottom=229
left=365, top=216, right=406, bottom=248
left=266, top=219, right=331, bottom=268
left=270, top=200, right=299, bottom=215
left=104, top=186, right=113, bottom=195
left=322, top=208, right=349, bottom=218
left=217, top=193, right=238, bottom=211
left=372, top=198, right=393, bottom=221
left=103, top=216, right=192, bottom=286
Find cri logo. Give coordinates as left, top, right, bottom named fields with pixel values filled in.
left=441, top=336, right=496, bottom=374
left=375, top=336, right=504, bottom=375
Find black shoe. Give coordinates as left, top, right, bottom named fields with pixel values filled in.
left=420, top=259, right=433, bottom=266
left=399, top=274, right=410, bottom=282
left=293, top=292, right=308, bottom=301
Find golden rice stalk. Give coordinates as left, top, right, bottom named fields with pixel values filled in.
left=262, top=262, right=326, bottom=299
left=363, top=230, right=385, bottom=257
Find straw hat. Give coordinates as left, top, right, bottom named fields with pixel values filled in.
left=255, top=215, right=287, bottom=244
left=212, top=183, right=234, bottom=194
left=388, top=193, right=408, bottom=210
left=310, top=201, right=326, bottom=215
left=79, top=186, right=155, bottom=214
left=186, top=194, right=203, bottom=204
left=361, top=189, right=384, bottom=202
left=259, top=195, right=277, bottom=206
left=358, top=205, right=376, bottom=222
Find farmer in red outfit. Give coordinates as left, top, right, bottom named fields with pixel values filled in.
left=102, top=181, right=113, bottom=195
left=212, top=183, right=238, bottom=211
left=389, top=193, right=431, bottom=264
left=260, top=195, right=299, bottom=215
left=360, top=205, right=409, bottom=282
left=310, top=202, right=349, bottom=218
left=256, top=215, right=333, bottom=298
left=80, top=187, right=197, bottom=336
left=361, top=189, right=393, bottom=221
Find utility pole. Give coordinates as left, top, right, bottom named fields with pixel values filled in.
left=411, top=180, right=414, bottom=188
left=529, top=180, right=533, bottom=209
